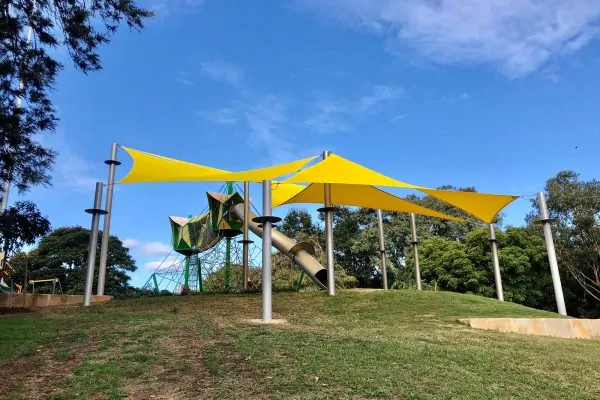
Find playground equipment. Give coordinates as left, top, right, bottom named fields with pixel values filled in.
left=83, top=143, right=567, bottom=320
left=143, top=183, right=327, bottom=294
left=29, top=278, right=62, bottom=294
left=0, top=254, right=22, bottom=294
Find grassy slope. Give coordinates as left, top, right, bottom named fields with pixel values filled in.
left=0, top=290, right=599, bottom=400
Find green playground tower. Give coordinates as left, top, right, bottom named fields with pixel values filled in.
left=164, top=183, right=243, bottom=292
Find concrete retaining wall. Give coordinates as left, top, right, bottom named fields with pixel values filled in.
left=459, top=318, right=600, bottom=340
left=0, top=293, right=112, bottom=308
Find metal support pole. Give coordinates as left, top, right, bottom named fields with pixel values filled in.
left=322, top=150, right=335, bottom=296
left=97, top=143, right=120, bottom=295
left=488, top=224, right=504, bottom=301
left=409, top=213, right=422, bottom=291
left=376, top=209, right=388, bottom=289
left=242, top=181, right=251, bottom=289
left=537, top=192, right=567, bottom=316
left=84, top=182, right=106, bottom=307
left=256, top=179, right=279, bottom=321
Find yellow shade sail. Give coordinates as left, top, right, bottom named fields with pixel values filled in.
left=272, top=182, right=307, bottom=207
left=284, top=154, right=418, bottom=188
left=119, top=146, right=229, bottom=183
left=195, top=156, right=318, bottom=183
left=419, top=189, right=519, bottom=224
left=277, top=183, right=462, bottom=221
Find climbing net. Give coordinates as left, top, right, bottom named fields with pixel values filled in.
left=142, top=183, right=263, bottom=294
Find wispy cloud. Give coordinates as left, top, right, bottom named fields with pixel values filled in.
left=297, top=0, right=600, bottom=77
left=304, top=85, right=403, bottom=134
left=356, top=85, right=405, bottom=113
left=147, top=0, right=205, bottom=19
left=38, top=133, right=101, bottom=193
left=200, top=60, right=245, bottom=88
left=243, top=95, right=299, bottom=163
left=202, top=107, right=238, bottom=125
left=144, top=254, right=181, bottom=271
left=390, top=114, right=405, bottom=122
left=124, top=239, right=172, bottom=256
left=177, top=72, right=194, bottom=86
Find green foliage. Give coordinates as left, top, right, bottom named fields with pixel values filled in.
left=420, top=236, right=489, bottom=295
left=527, top=170, right=600, bottom=317
left=1, top=0, right=153, bottom=194
left=9, top=226, right=137, bottom=297
left=0, top=200, right=50, bottom=257
left=279, top=208, right=320, bottom=240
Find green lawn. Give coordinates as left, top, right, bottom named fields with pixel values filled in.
left=0, top=290, right=598, bottom=399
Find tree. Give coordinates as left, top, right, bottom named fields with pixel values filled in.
left=279, top=208, right=321, bottom=240
left=1, top=0, right=153, bottom=194
left=12, top=226, right=137, bottom=297
left=0, top=200, right=50, bottom=257
left=419, top=236, right=489, bottom=295
left=527, top=171, right=600, bottom=316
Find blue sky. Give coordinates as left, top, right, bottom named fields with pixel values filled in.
left=15, top=0, right=600, bottom=287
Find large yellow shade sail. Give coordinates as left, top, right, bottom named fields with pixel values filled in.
left=276, top=183, right=462, bottom=221
left=119, top=146, right=229, bottom=183
left=195, top=156, right=318, bottom=183
left=272, top=182, right=307, bottom=207
left=284, top=154, right=418, bottom=188
left=420, top=189, right=518, bottom=224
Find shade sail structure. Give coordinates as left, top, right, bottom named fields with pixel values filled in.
left=119, top=146, right=229, bottom=184
left=274, top=183, right=462, bottom=221
left=420, top=189, right=518, bottom=224
left=284, top=154, right=418, bottom=188
left=118, top=146, right=518, bottom=223
left=192, top=156, right=318, bottom=183
left=271, top=182, right=308, bottom=207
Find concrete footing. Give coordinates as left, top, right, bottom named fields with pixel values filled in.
left=0, top=293, right=112, bottom=308
left=246, top=318, right=287, bottom=325
left=459, top=318, right=600, bottom=340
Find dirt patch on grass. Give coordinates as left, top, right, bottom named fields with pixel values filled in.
left=123, top=320, right=265, bottom=400
left=0, top=333, right=101, bottom=399
left=0, top=307, right=37, bottom=316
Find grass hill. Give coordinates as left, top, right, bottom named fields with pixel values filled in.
left=1, top=290, right=599, bottom=399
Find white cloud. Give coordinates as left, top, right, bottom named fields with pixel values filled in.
left=122, top=238, right=141, bottom=248
left=200, top=60, right=245, bottom=88
left=124, top=239, right=172, bottom=256
left=38, top=132, right=102, bottom=193
left=144, top=255, right=181, bottom=271
left=390, top=114, right=405, bottom=122
left=297, top=0, right=600, bottom=77
left=202, top=107, right=238, bottom=125
left=304, top=85, right=403, bottom=134
left=243, top=95, right=298, bottom=162
left=356, top=85, right=404, bottom=113
left=145, top=0, right=205, bottom=19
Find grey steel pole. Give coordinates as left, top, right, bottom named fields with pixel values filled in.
left=322, top=150, right=335, bottom=296
left=97, top=143, right=120, bottom=295
left=538, top=192, right=567, bottom=316
left=1, top=25, right=34, bottom=213
left=83, top=182, right=106, bottom=307
left=488, top=224, right=504, bottom=301
left=260, top=180, right=274, bottom=321
left=242, top=181, right=251, bottom=290
left=409, top=213, right=422, bottom=291
left=376, top=209, right=388, bottom=289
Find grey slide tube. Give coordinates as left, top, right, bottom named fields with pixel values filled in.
left=231, top=203, right=327, bottom=290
